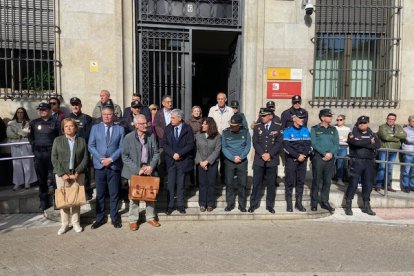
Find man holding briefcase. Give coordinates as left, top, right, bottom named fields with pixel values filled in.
left=122, top=114, right=161, bottom=231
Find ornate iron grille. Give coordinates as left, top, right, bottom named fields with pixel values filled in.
left=138, top=0, right=241, bottom=27
left=0, top=0, right=60, bottom=101
left=138, top=29, right=190, bottom=108
left=311, top=0, right=402, bottom=108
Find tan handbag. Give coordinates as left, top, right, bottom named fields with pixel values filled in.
left=129, top=175, right=160, bottom=202
left=55, top=181, right=87, bottom=209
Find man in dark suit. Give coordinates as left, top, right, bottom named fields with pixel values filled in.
left=122, top=93, right=151, bottom=123
left=249, top=108, right=283, bottom=214
left=162, top=109, right=194, bottom=215
left=88, top=106, right=125, bottom=229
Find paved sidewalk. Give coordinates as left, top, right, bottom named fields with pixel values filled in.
left=1, top=210, right=414, bottom=275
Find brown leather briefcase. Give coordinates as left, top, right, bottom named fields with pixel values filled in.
left=129, top=175, right=160, bottom=202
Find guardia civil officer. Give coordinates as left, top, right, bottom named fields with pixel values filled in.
left=283, top=111, right=312, bottom=212
left=344, top=116, right=380, bottom=216
left=29, top=102, right=60, bottom=211
left=310, top=108, right=339, bottom=212
left=248, top=107, right=283, bottom=214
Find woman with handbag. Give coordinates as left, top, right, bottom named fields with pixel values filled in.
left=195, top=117, right=221, bottom=212
left=7, top=107, right=38, bottom=190
left=51, top=118, right=89, bottom=235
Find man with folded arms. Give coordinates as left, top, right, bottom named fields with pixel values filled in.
left=122, top=114, right=160, bottom=231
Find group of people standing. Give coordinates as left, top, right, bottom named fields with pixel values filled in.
left=3, top=89, right=413, bottom=235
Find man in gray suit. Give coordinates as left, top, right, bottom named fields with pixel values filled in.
left=122, top=114, right=160, bottom=231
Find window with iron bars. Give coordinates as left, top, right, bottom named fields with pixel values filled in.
left=311, top=0, right=402, bottom=108
left=0, top=0, right=59, bottom=101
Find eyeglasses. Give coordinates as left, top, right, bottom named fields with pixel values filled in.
left=293, top=101, right=301, bottom=104
left=136, top=122, right=147, bottom=125
left=71, top=104, right=80, bottom=107
left=49, top=102, right=58, bottom=105
left=151, top=108, right=157, bottom=111
left=336, top=119, right=343, bottom=121
left=359, top=122, right=368, bottom=125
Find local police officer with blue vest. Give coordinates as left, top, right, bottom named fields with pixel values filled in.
left=283, top=110, right=312, bottom=212
left=29, top=102, right=60, bottom=210
left=344, top=116, right=380, bottom=216
left=310, top=108, right=339, bottom=212
left=249, top=107, right=283, bottom=214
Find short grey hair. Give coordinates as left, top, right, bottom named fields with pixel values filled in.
left=133, top=114, right=147, bottom=124
left=171, top=109, right=184, bottom=120
left=101, top=89, right=110, bottom=97
left=408, top=115, right=414, bottom=121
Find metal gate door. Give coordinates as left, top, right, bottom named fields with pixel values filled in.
left=138, top=29, right=191, bottom=114
left=227, top=34, right=242, bottom=105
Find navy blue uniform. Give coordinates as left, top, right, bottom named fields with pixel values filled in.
left=250, top=121, right=283, bottom=210
left=345, top=127, right=380, bottom=202
left=29, top=117, right=59, bottom=210
left=283, top=125, right=312, bottom=202
left=281, top=107, right=308, bottom=129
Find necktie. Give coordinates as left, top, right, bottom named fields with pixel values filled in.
left=265, top=124, right=269, bottom=133
left=175, top=127, right=179, bottom=140
left=106, top=125, right=111, bottom=145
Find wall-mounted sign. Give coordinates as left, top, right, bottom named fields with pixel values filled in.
left=89, top=61, right=99, bottom=72
left=267, top=68, right=302, bottom=80
left=267, top=81, right=301, bottom=99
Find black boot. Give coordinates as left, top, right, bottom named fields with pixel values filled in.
left=295, top=196, right=306, bottom=212
left=286, top=196, right=293, bottom=212
left=344, top=200, right=353, bottom=216
left=362, top=201, right=376, bottom=216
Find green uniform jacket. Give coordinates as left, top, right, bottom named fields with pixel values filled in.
left=51, top=135, right=89, bottom=176
left=310, top=124, right=339, bottom=157
left=377, top=123, right=407, bottom=149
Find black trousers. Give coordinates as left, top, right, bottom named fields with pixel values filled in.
left=345, top=158, right=375, bottom=202
left=285, top=157, right=308, bottom=199
left=311, top=154, right=335, bottom=207
left=34, top=149, right=53, bottom=206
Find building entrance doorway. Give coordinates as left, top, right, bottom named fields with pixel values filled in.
left=192, top=31, right=241, bottom=115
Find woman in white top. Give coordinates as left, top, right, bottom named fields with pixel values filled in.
left=334, top=114, right=351, bottom=184
left=7, top=107, right=38, bottom=190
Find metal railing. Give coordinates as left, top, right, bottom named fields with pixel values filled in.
left=0, top=141, right=34, bottom=161
left=336, top=147, right=414, bottom=197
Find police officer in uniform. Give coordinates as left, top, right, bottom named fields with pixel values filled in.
left=248, top=108, right=283, bottom=214
left=344, top=116, right=380, bottom=216
left=283, top=111, right=312, bottom=212
left=281, top=95, right=308, bottom=129
left=310, top=108, right=339, bottom=212
left=29, top=102, right=60, bottom=210
left=65, top=97, right=94, bottom=199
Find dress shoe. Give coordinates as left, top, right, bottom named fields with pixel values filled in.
left=147, top=219, right=161, bottom=227
left=387, top=187, right=396, bottom=192
left=178, top=207, right=186, bottom=214
left=311, top=206, right=317, bottom=211
left=129, top=222, right=139, bottom=231
left=238, top=207, right=247, bottom=213
left=248, top=206, right=257, bottom=213
left=224, top=205, right=234, bottom=212
left=165, top=208, right=173, bottom=215
left=374, top=187, right=381, bottom=192
left=113, top=221, right=122, bottom=228
left=91, top=220, right=105, bottom=229
left=207, top=206, right=213, bottom=212
left=321, top=202, right=335, bottom=212
left=200, top=206, right=206, bottom=212
left=266, top=207, right=275, bottom=214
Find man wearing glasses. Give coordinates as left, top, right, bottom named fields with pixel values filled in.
left=375, top=113, right=407, bottom=192
left=310, top=108, right=339, bottom=213
left=344, top=116, right=380, bottom=216
left=49, top=97, right=66, bottom=123
left=281, top=95, right=308, bottom=129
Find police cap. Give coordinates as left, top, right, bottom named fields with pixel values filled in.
left=229, top=114, right=243, bottom=126
left=36, top=102, right=51, bottom=110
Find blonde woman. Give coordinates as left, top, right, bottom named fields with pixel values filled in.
left=7, top=107, right=37, bottom=190
left=51, top=118, right=89, bottom=235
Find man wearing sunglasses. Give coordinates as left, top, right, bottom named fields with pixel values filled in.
left=310, top=108, right=339, bottom=213
left=49, top=97, right=66, bottom=123
left=344, top=116, right=380, bottom=216
left=281, top=95, right=308, bottom=129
